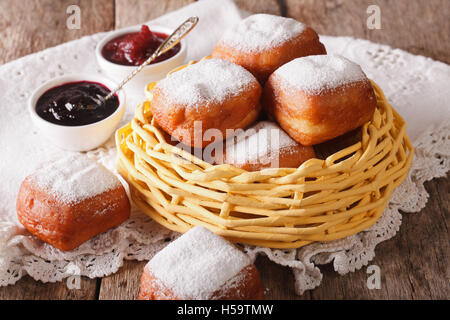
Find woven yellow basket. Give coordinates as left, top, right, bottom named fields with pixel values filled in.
left=115, top=62, right=414, bottom=249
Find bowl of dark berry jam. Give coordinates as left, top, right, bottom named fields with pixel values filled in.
left=29, top=74, right=126, bottom=152
left=96, top=25, right=186, bottom=95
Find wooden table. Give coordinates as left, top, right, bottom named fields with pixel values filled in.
left=0, top=0, right=448, bottom=300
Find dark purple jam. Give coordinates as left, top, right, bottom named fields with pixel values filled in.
left=36, top=81, right=119, bottom=126
left=102, top=25, right=181, bottom=66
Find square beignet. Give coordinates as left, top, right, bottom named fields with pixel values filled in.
left=263, top=54, right=376, bottom=146
left=16, top=155, right=130, bottom=251
left=138, top=226, right=264, bottom=300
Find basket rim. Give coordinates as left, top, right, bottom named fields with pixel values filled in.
left=115, top=74, right=414, bottom=249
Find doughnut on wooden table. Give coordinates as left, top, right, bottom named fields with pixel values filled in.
left=116, top=60, right=414, bottom=249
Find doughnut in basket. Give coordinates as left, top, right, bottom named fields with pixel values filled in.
left=212, top=14, right=326, bottom=83
left=264, top=54, right=377, bottom=146
left=150, top=58, right=261, bottom=148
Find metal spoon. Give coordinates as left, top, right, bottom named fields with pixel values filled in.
left=93, top=16, right=199, bottom=107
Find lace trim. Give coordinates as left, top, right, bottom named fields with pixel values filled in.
left=1, top=121, right=448, bottom=292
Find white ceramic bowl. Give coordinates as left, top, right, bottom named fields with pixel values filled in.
left=29, top=74, right=126, bottom=152
left=95, top=25, right=187, bottom=94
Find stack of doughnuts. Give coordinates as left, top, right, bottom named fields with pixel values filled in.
left=151, top=13, right=376, bottom=172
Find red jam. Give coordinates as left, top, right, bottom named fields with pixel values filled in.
left=36, top=81, right=119, bottom=126
left=102, top=25, right=181, bottom=66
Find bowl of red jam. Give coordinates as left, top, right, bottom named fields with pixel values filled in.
left=29, top=74, right=126, bottom=152
left=96, top=25, right=187, bottom=97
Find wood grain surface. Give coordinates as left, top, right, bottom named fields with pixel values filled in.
left=0, top=0, right=114, bottom=64
left=285, top=0, right=450, bottom=64
left=0, top=0, right=448, bottom=300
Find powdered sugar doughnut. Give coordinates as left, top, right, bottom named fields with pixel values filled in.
left=16, top=154, right=130, bottom=251
left=138, top=226, right=264, bottom=300
left=216, top=121, right=316, bottom=171
left=151, top=58, right=262, bottom=148
left=263, top=55, right=377, bottom=146
left=212, top=14, right=326, bottom=83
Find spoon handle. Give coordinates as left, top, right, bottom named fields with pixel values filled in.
left=104, top=16, right=199, bottom=101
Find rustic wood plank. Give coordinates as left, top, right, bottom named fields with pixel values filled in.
left=284, top=0, right=450, bottom=64
left=114, top=0, right=196, bottom=28
left=253, top=175, right=449, bottom=300
left=98, top=260, right=146, bottom=300
left=234, top=0, right=282, bottom=15
left=0, top=0, right=115, bottom=64
left=0, top=275, right=99, bottom=300
left=114, top=0, right=282, bottom=29
left=310, top=176, right=449, bottom=300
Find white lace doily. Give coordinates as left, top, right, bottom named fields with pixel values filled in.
left=0, top=0, right=449, bottom=294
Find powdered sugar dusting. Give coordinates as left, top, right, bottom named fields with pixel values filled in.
left=147, top=226, right=251, bottom=299
left=155, top=58, right=256, bottom=109
left=275, top=54, right=367, bottom=94
left=226, top=121, right=298, bottom=165
left=218, top=14, right=307, bottom=52
left=31, top=154, right=120, bottom=204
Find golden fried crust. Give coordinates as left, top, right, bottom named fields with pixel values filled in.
left=138, top=265, right=264, bottom=300
left=151, top=81, right=262, bottom=148
left=212, top=27, right=327, bottom=83
left=16, top=177, right=130, bottom=251
left=263, top=75, right=377, bottom=146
